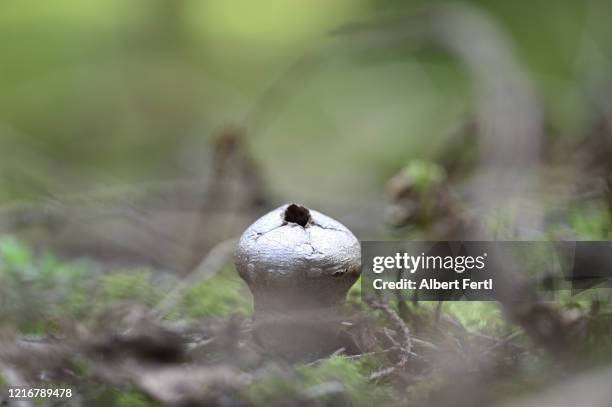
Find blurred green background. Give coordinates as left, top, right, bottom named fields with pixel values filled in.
left=1, top=0, right=611, bottom=204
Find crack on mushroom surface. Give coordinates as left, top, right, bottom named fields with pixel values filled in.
left=310, top=221, right=353, bottom=234
left=252, top=224, right=285, bottom=241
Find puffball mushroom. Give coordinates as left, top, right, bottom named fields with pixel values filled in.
left=234, top=203, right=361, bottom=359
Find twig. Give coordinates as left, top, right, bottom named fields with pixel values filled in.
left=483, top=330, right=524, bottom=355
left=368, top=366, right=398, bottom=382
left=365, top=299, right=412, bottom=381
left=150, top=238, right=238, bottom=320
left=304, top=347, right=347, bottom=367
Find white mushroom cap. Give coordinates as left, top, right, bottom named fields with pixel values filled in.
left=235, top=204, right=361, bottom=310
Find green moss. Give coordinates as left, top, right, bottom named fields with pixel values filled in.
left=172, top=268, right=252, bottom=319
left=346, top=276, right=363, bottom=307
left=82, top=385, right=158, bottom=407
left=298, top=356, right=367, bottom=389
left=0, top=237, right=255, bottom=331
left=247, top=375, right=300, bottom=405
left=445, top=302, right=506, bottom=334
left=0, top=238, right=90, bottom=332
left=248, top=357, right=393, bottom=406
left=568, top=206, right=611, bottom=239
left=0, top=235, right=33, bottom=271
left=39, top=255, right=92, bottom=318
left=114, top=390, right=157, bottom=407
left=98, top=269, right=158, bottom=307
left=545, top=203, right=611, bottom=240
left=402, top=160, right=446, bottom=192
